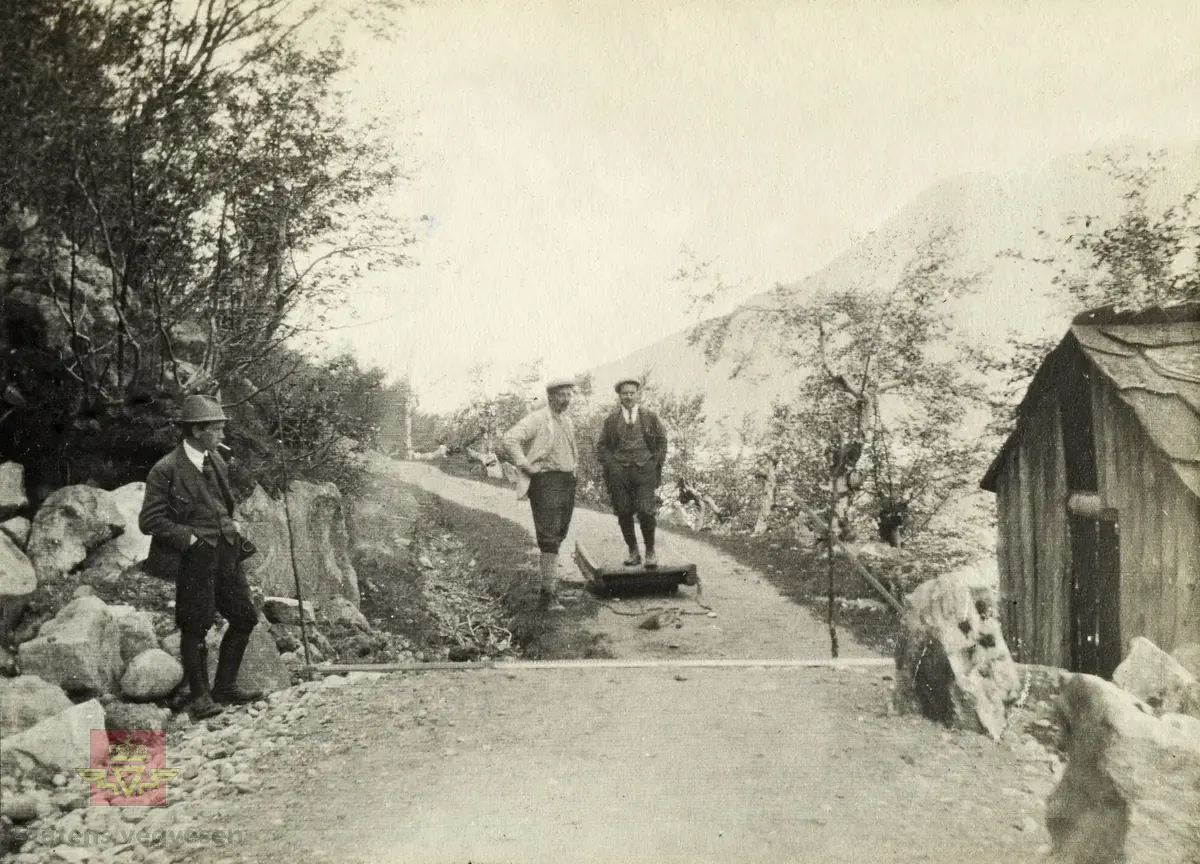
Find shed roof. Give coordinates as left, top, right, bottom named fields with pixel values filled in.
left=981, top=303, right=1200, bottom=497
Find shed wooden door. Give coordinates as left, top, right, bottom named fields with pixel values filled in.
left=1069, top=512, right=1121, bottom=678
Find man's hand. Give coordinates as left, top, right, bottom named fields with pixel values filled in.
left=521, top=463, right=538, bottom=477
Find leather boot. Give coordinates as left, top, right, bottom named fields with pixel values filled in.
left=212, top=629, right=264, bottom=705
left=539, top=553, right=565, bottom=612
left=180, top=632, right=222, bottom=719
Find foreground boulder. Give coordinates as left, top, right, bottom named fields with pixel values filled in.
left=205, top=623, right=290, bottom=695
left=0, top=699, right=105, bottom=781
left=162, top=620, right=290, bottom=696
left=893, top=568, right=1022, bottom=739
left=17, top=596, right=125, bottom=695
left=0, top=675, right=72, bottom=737
left=120, top=648, right=183, bottom=701
left=238, top=481, right=359, bottom=607
left=1046, top=674, right=1200, bottom=864
left=0, top=461, right=27, bottom=518
left=25, top=485, right=123, bottom=581
left=0, top=530, right=36, bottom=641
left=81, top=482, right=152, bottom=582
left=1113, top=636, right=1200, bottom=719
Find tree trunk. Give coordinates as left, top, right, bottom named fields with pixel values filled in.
left=752, top=457, right=779, bottom=536
left=826, top=482, right=839, bottom=659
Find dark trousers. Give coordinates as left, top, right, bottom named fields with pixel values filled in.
left=528, top=471, right=576, bottom=553
left=175, top=538, right=257, bottom=637
left=609, top=462, right=658, bottom=552
left=176, top=539, right=258, bottom=700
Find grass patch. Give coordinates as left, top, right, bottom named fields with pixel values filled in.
left=423, top=493, right=613, bottom=660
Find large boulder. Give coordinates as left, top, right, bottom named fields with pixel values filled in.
left=25, top=485, right=123, bottom=582
left=321, top=596, right=371, bottom=633
left=205, top=622, right=290, bottom=696
left=1113, top=636, right=1200, bottom=719
left=0, top=530, right=36, bottom=641
left=237, top=481, right=359, bottom=607
left=82, top=482, right=152, bottom=581
left=161, top=620, right=290, bottom=697
left=0, top=699, right=105, bottom=781
left=0, top=675, right=72, bottom=737
left=99, top=697, right=171, bottom=732
left=893, top=568, right=1022, bottom=739
left=1, top=516, right=31, bottom=548
left=0, top=462, right=27, bottom=518
left=1045, top=674, right=1200, bottom=864
left=120, top=649, right=183, bottom=701
left=107, top=605, right=159, bottom=665
left=17, top=596, right=124, bottom=696
left=262, top=596, right=316, bottom=626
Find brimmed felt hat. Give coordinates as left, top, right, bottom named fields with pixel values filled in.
left=178, top=394, right=228, bottom=424
left=545, top=377, right=576, bottom=393
left=614, top=377, right=641, bottom=393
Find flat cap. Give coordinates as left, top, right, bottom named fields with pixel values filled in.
left=614, top=377, right=642, bottom=392
left=178, top=394, right=228, bottom=424
left=545, top=377, right=576, bottom=393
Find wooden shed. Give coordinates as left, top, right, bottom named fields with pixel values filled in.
left=981, top=303, right=1200, bottom=678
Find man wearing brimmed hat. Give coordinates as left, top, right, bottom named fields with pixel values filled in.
left=139, top=394, right=261, bottom=719
left=597, top=378, right=668, bottom=567
left=501, top=377, right=578, bottom=611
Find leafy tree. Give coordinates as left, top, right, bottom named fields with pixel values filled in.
left=0, top=0, right=408, bottom=492
left=986, top=153, right=1200, bottom=439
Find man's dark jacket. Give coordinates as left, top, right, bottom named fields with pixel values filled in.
left=596, top=408, right=669, bottom=487
left=138, top=445, right=238, bottom=580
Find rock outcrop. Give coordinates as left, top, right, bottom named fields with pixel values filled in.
left=1045, top=674, right=1200, bottom=864
left=237, top=481, right=358, bottom=607
left=893, top=568, right=1022, bottom=739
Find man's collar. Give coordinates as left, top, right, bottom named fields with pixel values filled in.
left=182, top=439, right=206, bottom=468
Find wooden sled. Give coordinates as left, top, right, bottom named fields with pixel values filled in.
left=573, top=542, right=699, bottom=598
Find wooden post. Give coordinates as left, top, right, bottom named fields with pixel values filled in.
left=826, top=471, right=840, bottom=659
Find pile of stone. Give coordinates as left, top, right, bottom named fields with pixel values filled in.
left=2, top=669, right=391, bottom=863
left=0, top=459, right=406, bottom=859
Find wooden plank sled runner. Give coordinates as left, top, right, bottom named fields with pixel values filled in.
left=573, top=541, right=699, bottom=598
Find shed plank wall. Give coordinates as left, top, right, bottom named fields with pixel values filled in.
left=1092, top=380, right=1200, bottom=652
left=995, top=394, right=1071, bottom=666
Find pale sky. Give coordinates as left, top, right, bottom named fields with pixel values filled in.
left=309, top=0, right=1200, bottom=412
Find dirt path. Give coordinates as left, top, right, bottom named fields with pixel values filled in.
left=204, top=458, right=1052, bottom=864
left=378, top=457, right=876, bottom=662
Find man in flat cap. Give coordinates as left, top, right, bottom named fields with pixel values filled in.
left=597, top=378, right=668, bottom=567
left=139, top=395, right=261, bottom=719
left=502, top=377, right=578, bottom=611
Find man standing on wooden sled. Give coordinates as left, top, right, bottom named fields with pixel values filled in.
left=597, top=377, right=668, bottom=568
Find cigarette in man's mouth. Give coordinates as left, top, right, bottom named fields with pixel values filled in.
left=217, top=444, right=232, bottom=453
